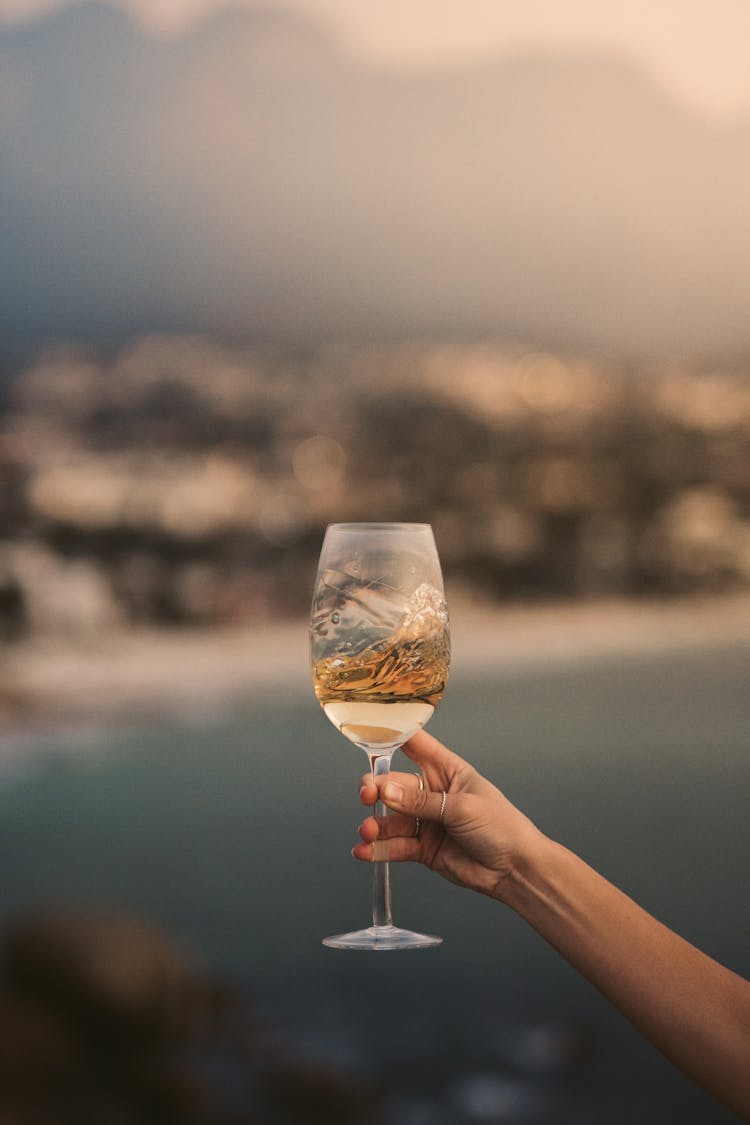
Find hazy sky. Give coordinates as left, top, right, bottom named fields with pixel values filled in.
left=2, top=0, right=750, bottom=119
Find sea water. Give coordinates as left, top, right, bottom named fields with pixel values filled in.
left=0, top=645, right=747, bottom=1123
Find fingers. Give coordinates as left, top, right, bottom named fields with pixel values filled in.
left=354, top=804, right=427, bottom=866
left=360, top=774, right=448, bottom=821
left=359, top=770, right=423, bottom=806
left=359, top=765, right=449, bottom=823
left=352, top=836, right=423, bottom=864
left=379, top=778, right=446, bottom=823
left=357, top=812, right=420, bottom=843
left=353, top=736, right=465, bottom=868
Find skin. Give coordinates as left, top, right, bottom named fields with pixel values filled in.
left=353, top=730, right=750, bottom=1120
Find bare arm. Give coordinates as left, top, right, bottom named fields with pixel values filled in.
left=354, top=730, right=750, bottom=1119
left=508, top=834, right=750, bottom=1117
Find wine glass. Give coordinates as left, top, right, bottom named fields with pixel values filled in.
left=309, top=522, right=450, bottom=950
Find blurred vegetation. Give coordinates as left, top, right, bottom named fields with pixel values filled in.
left=0, top=336, right=749, bottom=641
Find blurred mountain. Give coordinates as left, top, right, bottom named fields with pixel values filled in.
left=1, top=2, right=749, bottom=354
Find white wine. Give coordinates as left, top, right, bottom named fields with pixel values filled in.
left=322, top=699, right=436, bottom=752
left=313, top=583, right=449, bottom=753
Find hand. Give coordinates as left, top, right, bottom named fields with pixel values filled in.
left=353, top=730, right=544, bottom=901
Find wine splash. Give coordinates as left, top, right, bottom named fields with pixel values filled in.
left=312, top=583, right=449, bottom=751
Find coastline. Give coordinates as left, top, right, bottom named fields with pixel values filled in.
left=2, top=592, right=750, bottom=739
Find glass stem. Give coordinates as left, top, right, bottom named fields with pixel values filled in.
left=370, top=753, right=393, bottom=930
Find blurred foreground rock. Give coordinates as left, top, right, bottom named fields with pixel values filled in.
left=0, top=905, right=377, bottom=1125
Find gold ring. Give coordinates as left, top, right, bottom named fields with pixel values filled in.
left=414, top=817, right=422, bottom=838
left=439, top=790, right=447, bottom=825
left=415, top=773, right=424, bottom=791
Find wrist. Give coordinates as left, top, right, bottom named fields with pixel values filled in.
left=493, top=825, right=560, bottom=910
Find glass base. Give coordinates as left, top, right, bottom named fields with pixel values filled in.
left=322, top=924, right=442, bottom=951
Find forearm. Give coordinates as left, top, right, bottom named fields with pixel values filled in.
left=503, top=835, right=750, bottom=1119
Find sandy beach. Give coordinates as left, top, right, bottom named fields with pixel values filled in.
left=2, top=592, right=749, bottom=737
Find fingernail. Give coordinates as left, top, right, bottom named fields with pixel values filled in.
left=384, top=782, right=404, bottom=803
